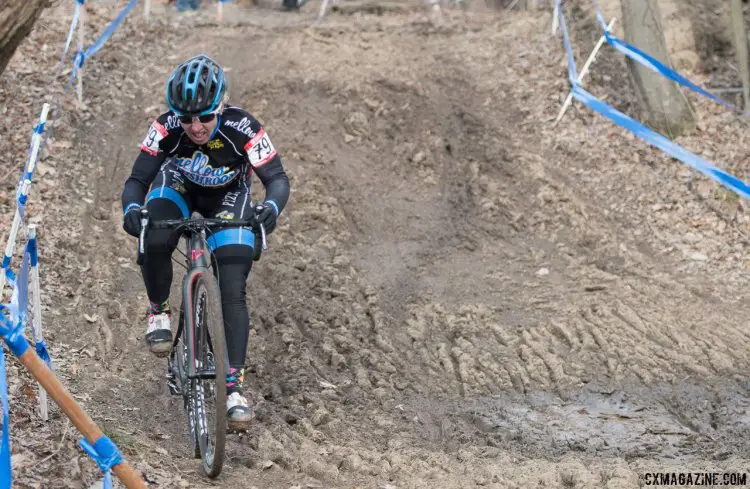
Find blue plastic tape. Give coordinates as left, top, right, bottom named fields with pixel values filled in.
left=0, top=309, right=29, bottom=358
left=4, top=271, right=14, bottom=292
left=83, top=0, right=138, bottom=60
left=80, top=436, right=124, bottom=489
left=74, top=50, right=86, bottom=69
left=572, top=85, right=750, bottom=199
left=68, top=0, right=139, bottom=96
left=585, top=0, right=737, bottom=111
left=603, top=33, right=737, bottom=112
left=27, top=238, right=38, bottom=268
left=35, top=340, right=51, bottom=369
left=57, top=1, right=82, bottom=80
left=556, top=0, right=750, bottom=201
left=556, top=0, right=577, bottom=86
left=17, top=170, right=34, bottom=209
left=43, top=0, right=139, bottom=188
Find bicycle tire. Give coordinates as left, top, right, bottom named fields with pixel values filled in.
left=192, top=271, right=227, bottom=478
left=175, top=302, right=201, bottom=459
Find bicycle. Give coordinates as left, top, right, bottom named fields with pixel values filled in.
left=135, top=207, right=267, bottom=478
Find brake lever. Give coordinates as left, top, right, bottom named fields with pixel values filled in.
left=254, top=204, right=268, bottom=251
left=137, top=208, right=150, bottom=265
left=260, top=223, right=267, bottom=251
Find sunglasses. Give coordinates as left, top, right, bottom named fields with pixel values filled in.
left=178, top=113, right=218, bottom=124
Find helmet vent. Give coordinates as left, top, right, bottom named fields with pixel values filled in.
left=165, top=55, right=227, bottom=116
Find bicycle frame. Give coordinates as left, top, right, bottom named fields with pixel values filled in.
left=181, top=229, right=218, bottom=382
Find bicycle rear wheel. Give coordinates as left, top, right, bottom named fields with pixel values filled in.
left=191, top=270, right=227, bottom=478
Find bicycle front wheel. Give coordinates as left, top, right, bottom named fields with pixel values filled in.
left=191, top=271, right=227, bottom=478
left=175, top=301, right=201, bottom=459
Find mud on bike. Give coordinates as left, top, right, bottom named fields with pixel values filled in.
left=136, top=207, right=267, bottom=478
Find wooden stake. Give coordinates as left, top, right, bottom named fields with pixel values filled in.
left=16, top=347, right=147, bottom=488
left=0, top=104, right=50, bottom=299
left=555, top=17, right=617, bottom=125
left=145, top=0, right=151, bottom=23
left=552, top=1, right=559, bottom=33
left=318, top=0, right=331, bottom=20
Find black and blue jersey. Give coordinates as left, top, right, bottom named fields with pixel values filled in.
left=121, top=105, right=289, bottom=216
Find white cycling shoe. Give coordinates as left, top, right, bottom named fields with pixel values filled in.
left=145, top=312, right=172, bottom=356
left=227, top=392, right=253, bottom=431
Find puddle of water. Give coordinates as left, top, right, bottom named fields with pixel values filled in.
left=408, top=378, right=750, bottom=462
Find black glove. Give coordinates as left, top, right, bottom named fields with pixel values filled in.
left=256, top=201, right=278, bottom=234
left=123, top=205, right=143, bottom=237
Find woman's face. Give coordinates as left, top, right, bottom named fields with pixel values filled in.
left=179, top=112, right=219, bottom=145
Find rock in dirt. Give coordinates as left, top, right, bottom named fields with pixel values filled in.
left=339, top=453, right=363, bottom=472
left=311, top=408, right=330, bottom=426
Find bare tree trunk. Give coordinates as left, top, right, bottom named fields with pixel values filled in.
left=0, top=0, right=48, bottom=77
left=731, top=0, right=750, bottom=110
left=621, top=0, right=695, bottom=138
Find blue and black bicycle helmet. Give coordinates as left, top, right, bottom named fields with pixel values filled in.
left=166, top=55, right=227, bottom=116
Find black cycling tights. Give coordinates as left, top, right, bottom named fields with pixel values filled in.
left=143, top=199, right=254, bottom=370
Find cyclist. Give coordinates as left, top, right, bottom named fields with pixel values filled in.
left=174, top=0, right=200, bottom=12
left=120, top=54, right=290, bottom=431
left=282, top=0, right=303, bottom=9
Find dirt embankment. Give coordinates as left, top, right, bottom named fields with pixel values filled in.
left=1, top=1, right=750, bottom=488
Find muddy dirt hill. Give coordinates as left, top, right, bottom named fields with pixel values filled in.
left=2, top=1, right=750, bottom=488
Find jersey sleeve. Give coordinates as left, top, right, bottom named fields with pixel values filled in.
left=222, top=109, right=290, bottom=214
left=254, top=154, right=290, bottom=215
left=121, top=114, right=178, bottom=209
left=140, top=119, right=169, bottom=156
left=140, top=113, right=183, bottom=156
left=241, top=119, right=278, bottom=169
left=236, top=115, right=289, bottom=214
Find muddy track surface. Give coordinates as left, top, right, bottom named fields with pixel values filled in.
left=3, top=1, right=750, bottom=488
